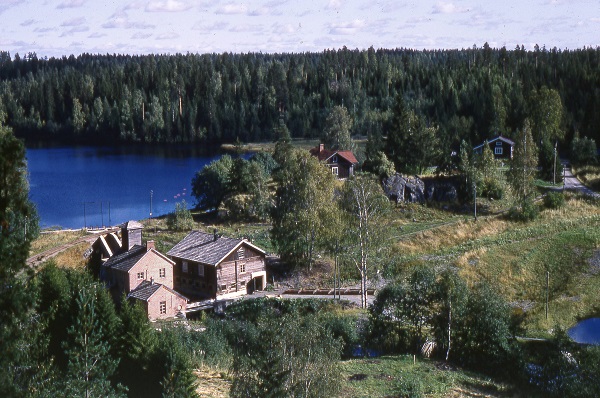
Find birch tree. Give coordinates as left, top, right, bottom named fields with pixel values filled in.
left=341, top=176, right=389, bottom=308
left=508, top=120, right=538, bottom=205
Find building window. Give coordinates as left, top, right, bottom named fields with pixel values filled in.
left=239, top=262, right=246, bottom=273
left=495, top=147, right=503, bottom=155
left=237, top=247, right=245, bottom=260
left=197, top=264, right=204, bottom=277
left=159, top=301, right=166, bottom=314
left=159, top=268, right=166, bottom=278
left=496, top=141, right=502, bottom=146
left=137, top=272, right=144, bottom=280
left=332, top=167, right=339, bottom=176
left=332, top=155, right=338, bottom=163
left=182, top=261, right=188, bottom=273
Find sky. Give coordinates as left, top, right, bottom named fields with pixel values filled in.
left=0, top=0, right=599, bottom=58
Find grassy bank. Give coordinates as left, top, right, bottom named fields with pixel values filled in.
left=572, top=164, right=600, bottom=191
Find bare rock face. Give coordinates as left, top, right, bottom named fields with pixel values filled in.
left=382, top=174, right=458, bottom=203
left=382, top=174, right=425, bottom=203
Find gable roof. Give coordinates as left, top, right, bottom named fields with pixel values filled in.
left=473, top=135, right=515, bottom=150
left=103, top=245, right=174, bottom=273
left=167, top=231, right=265, bottom=266
left=120, top=220, right=144, bottom=230
left=127, top=280, right=188, bottom=302
left=309, top=145, right=358, bottom=165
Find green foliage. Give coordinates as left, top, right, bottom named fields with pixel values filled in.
left=508, top=197, right=540, bottom=222
left=386, top=95, right=442, bottom=174
left=249, top=151, right=278, bottom=176
left=323, top=105, right=354, bottom=151
left=166, top=200, right=195, bottom=231
left=191, top=154, right=233, bottom=210
left=156, top=328, right=199, bottom=398
left=538, top=140, right=564, bottom=182
left=508, top=120, right=539, bottom=204
left=270, top=149, right=338, bottom=269
left=229, top=313, right=342, bottom=398
left=395, top=376, right=425, bottom=398
left=571, top=134, right=597, bottom=165
left=475, top=143, right=507, bottom=200
left=544, top=192, right=565, bottom=209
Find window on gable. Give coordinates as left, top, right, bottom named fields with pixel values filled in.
left=159, top=301, right=166, bottom=314
left=237, top=247, right=245, bottom=260
left=159, top=268, right=166, bottom=278
left=495, top=147, right=503, bottom=155
left=137, top=272, right=144, bottom=280
left=332, top=155, right=338, bottom=163
left=332, top=166, right=339, bottom=176
left=496, top=141, right=502, bottom=146
left=182, top=261, right=188, bottom=273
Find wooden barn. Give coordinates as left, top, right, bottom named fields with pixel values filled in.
left=309, top=144, right=359, bottom=179
left=167, top=230, right=267, bottom=300
left=473, top=135, right=515, bottom=160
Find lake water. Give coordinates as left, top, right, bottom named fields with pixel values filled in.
left=27, top=145, right=224, bottom=229
left=568, top=317, right=600, bottom=345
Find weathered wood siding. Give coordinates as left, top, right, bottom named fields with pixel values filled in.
left=216, top=256, right=265, bottom=295
left=173, top=259, right=218, bottom=299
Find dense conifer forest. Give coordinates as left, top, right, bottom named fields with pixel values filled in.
left=1, top=44, right=599, bottom=149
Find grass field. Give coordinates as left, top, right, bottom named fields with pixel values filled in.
left=29, top=230, right=87, bottom=257
left=572, top=164, right=600, bottom=191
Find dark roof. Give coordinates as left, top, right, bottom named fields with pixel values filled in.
left=127, top=280, right=188, bottom=302
left=309, top=145, right=358, bottom=164
left=473, top=135, right=515, bottom=150
left=167, top=231, right=265, bottom=266
left=119, top=220, right=144, bottom=230
left=103, top=245, right=146, bottom=272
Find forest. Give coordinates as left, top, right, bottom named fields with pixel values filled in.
left=0, top=44, right=599, bottom=152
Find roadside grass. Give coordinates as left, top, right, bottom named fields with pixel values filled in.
left=29, top=230, right=86, bottom=257
left=339, top=355, right=524, bottom=398
left=572, top=164, right=600, bottom=191
left=49, top=242, right=90, bottom=269
left=387, top=194, right=600, bottom=335
left=195, top=366, right=231, bottom=398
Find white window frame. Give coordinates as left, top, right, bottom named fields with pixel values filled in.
left=239, top=262, right=246, bottom=273
left=237, top=247, right=245, bottom=260
left=495, top=147, right=503, bottom=155
left=137, top=271, right=144, bottom=280
left=332, top=155, right=338, bottom=163
left=332, top=166, right=339, bottom=176
left=159, top=301, right=166, bottom=314
left=159, top=268, right=166, bottom=278
left=182, top=261, right=188, bottom=273
left=197, top=264, right=204, bottom=277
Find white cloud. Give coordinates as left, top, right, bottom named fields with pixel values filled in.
left=192, top=21, right=229, bottom=32
left=329, top=19, right=366, bottom=35
left=132, top=32, right=153, bottom=39
left=146, top=0, right=192, bottom=12
left=216, top=3, right=248, bottom=15
left=156, top=32, right=179, bottom=40
left=62, top=17, right=86, bottom=27
left=432, top=2, right=469, bottom=14
left=102, top=12, right=155, bottom=29
left=229, top=24, right=264, bottom=33
left=0, top=0, right=20, bottom=14
left=272, top=23, right=297, bottom=35
left=57, top=0, right=85, bottom=9
left=327, top=0, right=342, bottom=10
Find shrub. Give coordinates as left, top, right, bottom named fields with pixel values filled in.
left=508, top=198, right=539, bottom=222
left=166, top=200, right=195, bottom=231
left=544, top=192, right=565, bottom=209
left=395, top=376, right=424, bottom=398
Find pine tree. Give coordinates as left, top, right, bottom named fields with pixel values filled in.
left=323, top=105, right=354, bottom=151
left=63, top=287, right=125, bottom=398
left=0, top=124, right=40, bottom=396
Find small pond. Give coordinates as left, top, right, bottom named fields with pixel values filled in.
left=568, top=318, right=600, bottom=345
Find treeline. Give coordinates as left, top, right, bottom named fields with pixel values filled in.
left=0, top=45, right=599, bottom=146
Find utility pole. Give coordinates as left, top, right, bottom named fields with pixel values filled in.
left=108, top=201, right=111, bottom=226
left=553, top=141, right=557, bottom=186
left=100, top=201, right=104, bottom=227
left=150, top=190, right=153, bottom=218
left=545, top=270, right=550, bottom=320
left=82, top=201, right=94, bottom=229
left=473, top=182, right=477, bottom=221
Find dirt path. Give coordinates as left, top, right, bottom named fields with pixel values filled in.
left=563, top=166, right=600, bottom=198
left=26, top=228, right=117, bottom=268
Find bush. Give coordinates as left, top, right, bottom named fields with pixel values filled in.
left=508, top=198, right=539, bottom=222
left=395, top=376, right=424, bottom=398
left=571, top=135, right=597, bottom=165
left=544, top=192, right=565, bottom=209
left=166, top=200, right=195, bottom=231
left=480, top=178, right=505, bottom=200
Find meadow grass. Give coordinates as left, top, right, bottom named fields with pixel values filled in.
left=572, top=164, right=600, bottom=191
left=29, top=230, right=87, bottom=257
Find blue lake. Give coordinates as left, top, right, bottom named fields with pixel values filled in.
left=26, top=146, right=223, bottom=229
left=568, top=318, right=600, bottom=345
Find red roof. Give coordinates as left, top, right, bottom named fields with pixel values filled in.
left=309, top=145, right=358, bottom=164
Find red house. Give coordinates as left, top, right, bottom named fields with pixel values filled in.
left=309, top=144, right=359, bottom=179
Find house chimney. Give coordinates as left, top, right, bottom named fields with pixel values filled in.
left=319, top=143, right=324, bottom=153
left=150, top=277, right=154, bottom=285
left=213, top=228, right=218, bottom=241
left=146, top=240, right=155, bottom=251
